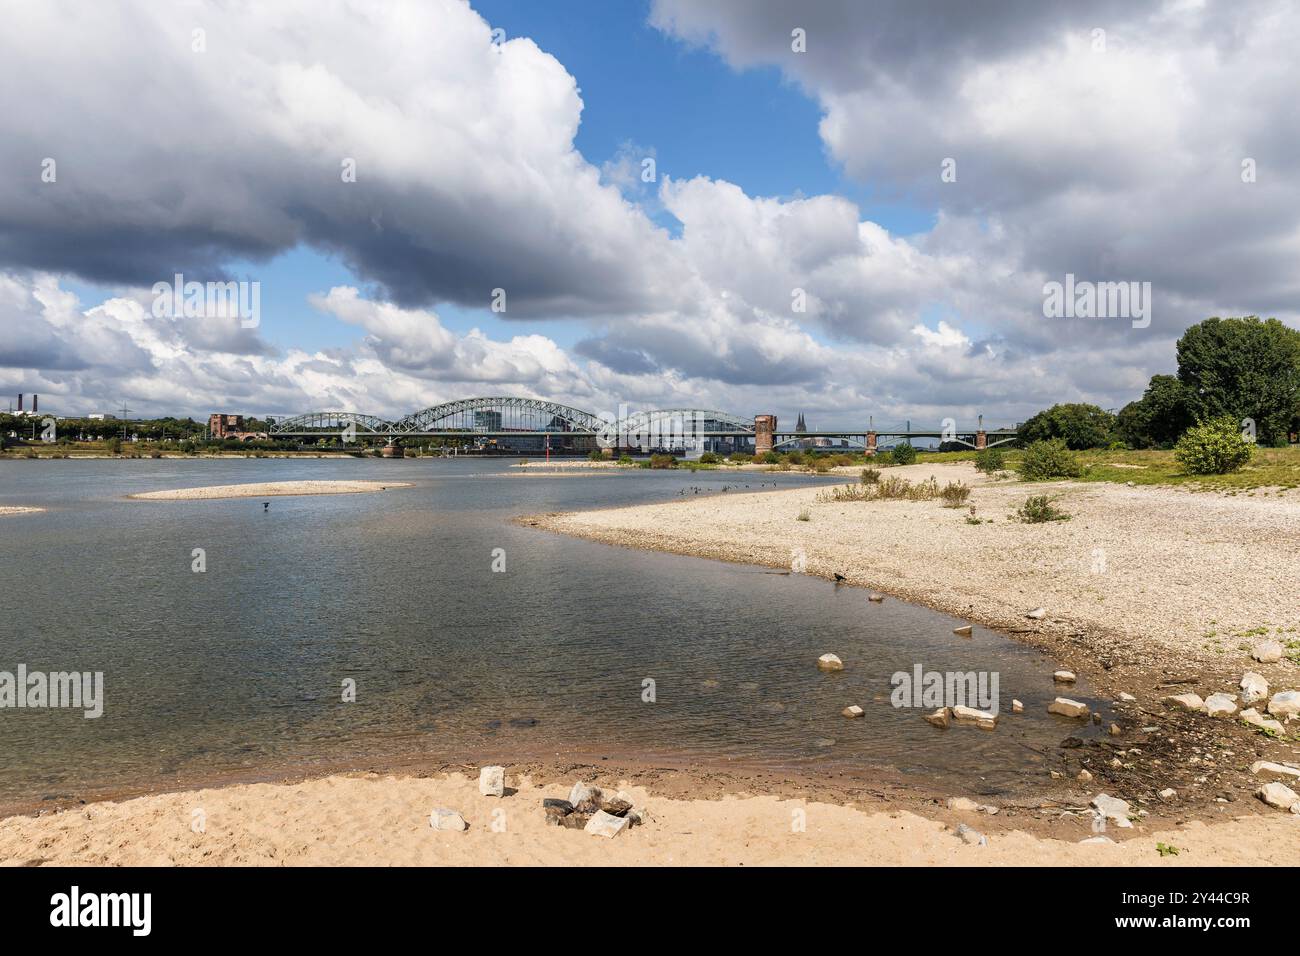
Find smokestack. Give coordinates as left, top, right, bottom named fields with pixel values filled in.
left=32, top=394, right=37, bottom=413
left=17, top=394, right=22, bottom=411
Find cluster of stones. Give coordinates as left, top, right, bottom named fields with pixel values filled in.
left=544, top=781, right=648, bottom=837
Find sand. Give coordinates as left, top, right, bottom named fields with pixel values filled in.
left=0, top=506, right=44, bottom=517
left=3, top=770, right=1294, bottom=866
left=129, top=480, right=411, bottom=500
left=528, top=461, right=1300, bottom=672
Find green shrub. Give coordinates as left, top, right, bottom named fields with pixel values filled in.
left=860, top=467, right=880, bottom=484
left=589, top=449, right=604, bottom=461
left=728, top=452, right=752, bottom=463
left=649, top=453, right=677, bottom=469
left=817, top=484, right=872, bottom=502
left=1018, top=439, right=1082, bottom=480
left=1017, top=495, right=1070, bottom=522
left=618, top=454, right=633, bottom=465
left=761, top=451, right=779, bottom=464
left=974, top=447, right=1004, bottom=473
left=784, top=450, right=804, bottom=465
left=876, top=476, right=912, bottom=499
left=1173, top=416, right=1254, bottom=475
left=873, top=450, right=893, bottom=465
left=699, top=451, right=719, bottom=464
left=890, top=442, right=917, bottom=465
left=940, top=482, right=971, bottom=507
left=796, top=508, right=811, bottom=521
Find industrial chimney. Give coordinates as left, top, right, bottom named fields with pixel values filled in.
left=17, top=393, right=22, bottom=412
left=32, top=394, right=37, bottom=413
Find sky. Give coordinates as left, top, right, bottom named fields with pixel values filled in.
left=2, top=0, right=1298, bottom=429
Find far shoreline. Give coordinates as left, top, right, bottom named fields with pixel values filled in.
left=128, top=480, right=412, bottom=500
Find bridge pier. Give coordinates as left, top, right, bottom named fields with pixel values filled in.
left=754, top=415, right=776, bottom=457
left=866, top=431, right=877, bottom=457
left=975, top=431, right=987, bottom=450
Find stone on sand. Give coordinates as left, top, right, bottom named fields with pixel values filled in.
left=1256, top=781, right=1299, bottom=811
left=584, top=809, right=629, bottom=838
left=430, top=808, right=468, bottom=831
left=1267, top=690, right=1300, bottom=719
left=1091, top=793, right=1134, bottom=828
left=954, top=823, right=987, bottom=846
left=1242, top=708, right=1286, bottom=735
left=1048, top=698, right=1089, bottom=718
left=1163, top=693, right=1205, bottom=713
left=1053, top=670, right=1076, bottom=683
left=478, top=766, right=505, bottom=797
left=1252, top=640, right=1284, bottom=664
left=1240, top=672, right=1269, bottom=705
left=953, top=624, right=972, bottom=637
left=925, top=707, right=950, bottom=728
left=1204, top=693, right=1238, bottom=717
left=1250, top=760, right=1300, bottom=782
left=1012, top=699, right=1023, bottom=713
left=1026, top=607, right=1047, bottom=620
left=841, top=704, right=864, bottom=718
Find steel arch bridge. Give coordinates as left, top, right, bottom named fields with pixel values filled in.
left=395, top=396, right=607, bottom=435
left=269, top=396, right=758, bottom=446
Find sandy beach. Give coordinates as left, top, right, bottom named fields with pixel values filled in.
left=129, top=480, right=412, bottom=500
left=4, top=768, right=1295, bottom=866
left=0, top=506, right=44, bottom=517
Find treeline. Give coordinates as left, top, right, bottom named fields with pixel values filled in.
left=1021, top=316, right=1300, bottom=449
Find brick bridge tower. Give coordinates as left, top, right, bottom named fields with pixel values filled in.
left=754, top=415, right=776, bottom=457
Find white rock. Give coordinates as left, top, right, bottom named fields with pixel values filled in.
left=1117, top=692, right=1137, bottom=702
left=947, top=797, right=981, bottom=811
left=1026, top=607, right=1047, bottom=620
left=951, top=705, right=998, bottom=728
left=1012, top=699, right=1024, bottom=713
left=817, top=653, right=844, bottom=671
left=1250, top=760, right=1300, bottom=782
left=584, top=810, right=629, bottom=838
left=924, top=707, right=950, bottom=728
left=1048, top=697, right=1089, bottom=718
left=953, top=624, right=973, bottom=637
left=1242, top=708, right=1286, bottom=735
left=1091, top=793, right=1133, bottom=828
left=1077, top=769, right=1093, bottom=782
left=478, top=765, right=505, bottom=797
left=1158, top=788, right=1177, bottom=801
left=1256, top=781, right=1299, bottom=811
left=1053, top=670, right=1076, bottom=683
left=841, top=704, right=864, bottom=718
left=1240, top=672, right=1269, bottom=705
left=868, top=593, right=885, bottom=602
left=1163, top=693, right=1205, bottom=713
left=568, top=781, right=601, bottom=807
left=1204, top=693, right=1238, bottom=717
left=1267, top=690, right=1300, bottom=718
left=429, top=808, right=468, bottom=831
left=954, top=823, right=987, bottom=846
left=1252, top=640, right=1284, bottom=663
left=1079, top=836, right=1115, bottom=845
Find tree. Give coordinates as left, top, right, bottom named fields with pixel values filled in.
left=1176, top=316, right=1300, bottom=446
left=1019, top=403, right=1116, bottom=449
left=1174, top=416, right=1254, bottom=474
left=1116, top=375, right=1195, bottom=448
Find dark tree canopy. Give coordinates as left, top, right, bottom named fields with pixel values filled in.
left=1019, top=403, right=1117, bottom=449
left=1116, top=374, right=1196, bottom=448
left=1176, top=316, right=1300, bottom=445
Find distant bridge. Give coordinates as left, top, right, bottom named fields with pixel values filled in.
left=269, top=396, right=1017, bottom=454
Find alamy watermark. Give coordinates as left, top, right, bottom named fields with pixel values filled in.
left=152, top=272, right=260, bottom=328
left=1043, top=273, right=1150, bottom=329
left=890, top=664, right=999, bottom=716
left=0, top=665, right=103, bottom=718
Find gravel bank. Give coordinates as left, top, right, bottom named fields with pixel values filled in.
left=526, top=461, right=1300, bottom=675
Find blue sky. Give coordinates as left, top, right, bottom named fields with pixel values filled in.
left=67, top=0, right=935, bottom=356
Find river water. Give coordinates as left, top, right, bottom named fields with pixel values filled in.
left=0, top=458, right=1107, bottom=808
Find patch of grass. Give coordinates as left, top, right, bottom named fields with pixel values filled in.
left=796, top=507, right=811, bottom=522
left=1156, top=843, right=1181, bottom=858
left=1016, top=494, right=1070, bottom=523
left=860, top=467, right=880, bottom=484
left=939, top=481, right=971, bottom=507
